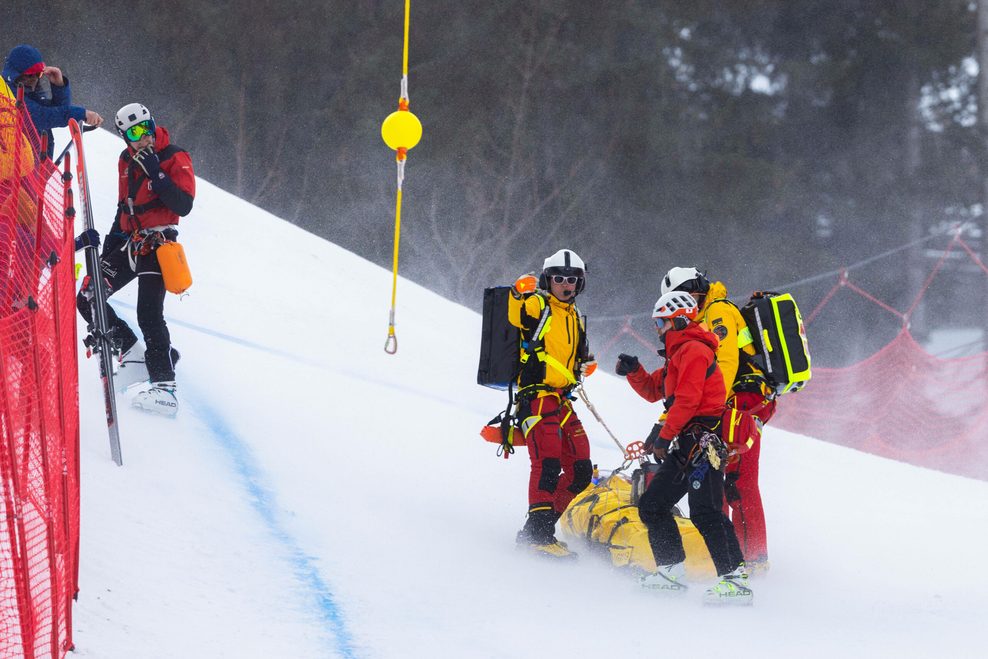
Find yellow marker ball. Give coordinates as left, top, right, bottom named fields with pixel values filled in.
left=381, top=110, right=423, bottom=151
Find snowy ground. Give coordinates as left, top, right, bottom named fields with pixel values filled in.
left=59, top=129, right=987, bottom=658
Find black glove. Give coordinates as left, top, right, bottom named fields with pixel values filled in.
left=615, top=353, right=639, bottom=376
left=74, top=228, right=100, bottom=251
left=642, top=422, right=663, bottom=453
left=133, top=147, right=162, bottom=180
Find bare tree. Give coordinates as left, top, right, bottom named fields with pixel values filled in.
left=404, top=4, right=612, bottom=303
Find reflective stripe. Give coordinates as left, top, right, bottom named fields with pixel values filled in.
left=559, top=403, right=573, bottom=427
left=543, top=353, right=577, bottom=386
left=521, top=415, right=540, bottom=438
left=737, top=326, right=753, bottom=349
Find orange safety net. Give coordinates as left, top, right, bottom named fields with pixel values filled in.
left=1, top=88, right=80, bottom=658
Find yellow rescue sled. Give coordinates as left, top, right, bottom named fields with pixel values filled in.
left=559, top=472, right=717, bottom=580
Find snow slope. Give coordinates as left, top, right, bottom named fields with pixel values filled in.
left=61, top=128, right=987, bottom=659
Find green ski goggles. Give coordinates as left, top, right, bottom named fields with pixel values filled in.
left=124, top=121, right=154, bottom=142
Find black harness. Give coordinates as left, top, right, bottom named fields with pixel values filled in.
left=116, top=145, right=186, bottom=226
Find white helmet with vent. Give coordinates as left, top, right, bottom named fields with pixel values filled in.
left=660, top=266, right=710, bottom=297
left=540, top=249, right=587, bottom=294
left=114, top=102, right=155, bottom=139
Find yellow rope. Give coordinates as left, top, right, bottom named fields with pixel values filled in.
left=403, top=0, right=410, bottom=78
left=384, top=0, right=414, bottom=355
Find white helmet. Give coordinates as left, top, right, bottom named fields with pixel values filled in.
left=652, top=290, right=699, bottom=330
left=114, top=102, right=155, bottom=138
left=540, top=249, right=586, bottom=294
left=660, top=266, right=710, bottom=297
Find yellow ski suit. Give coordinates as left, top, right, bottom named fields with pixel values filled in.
left=507, top=291, right=586, bottom=393
left=700, top=281, right=762, bottom=396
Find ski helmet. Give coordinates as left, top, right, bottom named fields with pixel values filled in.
left=540, top=249, right=587, bottom=294
left=652, top=290, right=699, bottom=331
left=660, top=266, right=710, bottom=297
left=114, top=102, right=155, bottom=141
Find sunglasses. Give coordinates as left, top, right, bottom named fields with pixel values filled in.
left=551, top=275, right=581, bottom=285
left=124, top=121, right=154, bottom=142
left=16, top=73, right=41, bottom=86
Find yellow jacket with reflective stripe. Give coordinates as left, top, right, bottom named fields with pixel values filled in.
left=507, top=291, right=584, bottom=391
left=699, top=281, right=761, bottom=399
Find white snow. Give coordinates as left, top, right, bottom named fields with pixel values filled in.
left=58, top=128, right=987, bottom=658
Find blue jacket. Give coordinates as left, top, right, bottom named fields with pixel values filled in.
left=3, top=44, right=87, bottom=157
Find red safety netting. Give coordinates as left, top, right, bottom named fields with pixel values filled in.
left=1, top=89, right=80, bottom=658
left=771, top=328, right=988, bottom=479
left=772, top=232, right=988, bottom=480
left=596, top=230, right=988, bottom=481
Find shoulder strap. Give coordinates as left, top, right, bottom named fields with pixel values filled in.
left=120, top=145, right=187, bottom=223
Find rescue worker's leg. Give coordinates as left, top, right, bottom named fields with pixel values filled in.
left=136, top=251, right=174, bottom=383
left=519, top=394, right=564, bottom=546
left=638, top=455, right=690, bottom=567
left=724, top=392, right=776, bottom=564
left=725, top=441, right=767, bottom=563
left=689, top=462, right=744, bottom=577
left=76, top=240, right=139, bottom=352
left=553, top=402, right=593, bottom=516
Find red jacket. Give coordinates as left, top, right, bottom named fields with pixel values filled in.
left=626, top=323, right=727, bottom=442
left=116, top=126, right=195, bottom=232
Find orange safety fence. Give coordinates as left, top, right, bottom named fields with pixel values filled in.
left=1, top=88, right=80, bottom=657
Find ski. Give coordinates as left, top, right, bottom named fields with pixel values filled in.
left=69, top=118, right=123, bottom=466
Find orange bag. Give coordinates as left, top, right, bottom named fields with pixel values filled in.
left=157, top=241, right=193, bottom=294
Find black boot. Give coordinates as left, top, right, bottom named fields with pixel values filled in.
left=516, top=506, right=576, bottom=559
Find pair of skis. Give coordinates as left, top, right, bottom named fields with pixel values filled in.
left=68, top=119, right=123, bottom=466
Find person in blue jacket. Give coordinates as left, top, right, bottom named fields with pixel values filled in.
left=2, top=44, right=103, bottom=157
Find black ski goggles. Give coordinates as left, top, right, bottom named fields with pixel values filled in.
left=124, top=121, right=154, bottom=142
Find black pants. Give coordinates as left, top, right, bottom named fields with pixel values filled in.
left=638, top=432, right=744, bottom=576
left=77, top=235, right=175, bottom=382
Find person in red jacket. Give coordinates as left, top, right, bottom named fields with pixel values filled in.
left=76, top=102, right=194, bottom=415
left=659, top=267, right=777, bottom=571
left=619, top=290, right=751, bottom=605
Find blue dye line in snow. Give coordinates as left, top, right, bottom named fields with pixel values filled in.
left=111, top=305, right=359, bottom=655
left=186, top=393, right=359, bottom=659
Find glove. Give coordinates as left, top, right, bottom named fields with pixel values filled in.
left=513, top=273, right=538, bottom=297
left=133, top=146, right=162, bottom=180
left=580, top=356, right=597, bottom=377
left=74, top=228, right=100, bottom=251
left=642, top=422, right=663, bottom=454
left=615, top=353, right=639, bottom=376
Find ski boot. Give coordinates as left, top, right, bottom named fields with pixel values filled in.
left=115, top=344, right=181, bottom=390
left=127, top=380, right=179, bottom=418
left=516, top=535, right=576, bottom=560
left=639, top=562, right=688, bottom=593
left=703, top=564, right=753, bottom=606
left=516, top=507, right=577, bottom=561
left=745, top=557, right=770, bottom=578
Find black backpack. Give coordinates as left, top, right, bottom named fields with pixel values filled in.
left=739, top=292, right=812, bottom=395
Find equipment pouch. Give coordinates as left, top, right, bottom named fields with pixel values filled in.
left=157, top=241, right=193, bottom=294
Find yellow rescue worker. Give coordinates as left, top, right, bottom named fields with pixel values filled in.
left=658, top=267, right=777, bottom=570
left=508, top=248, right=596, bottom=559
